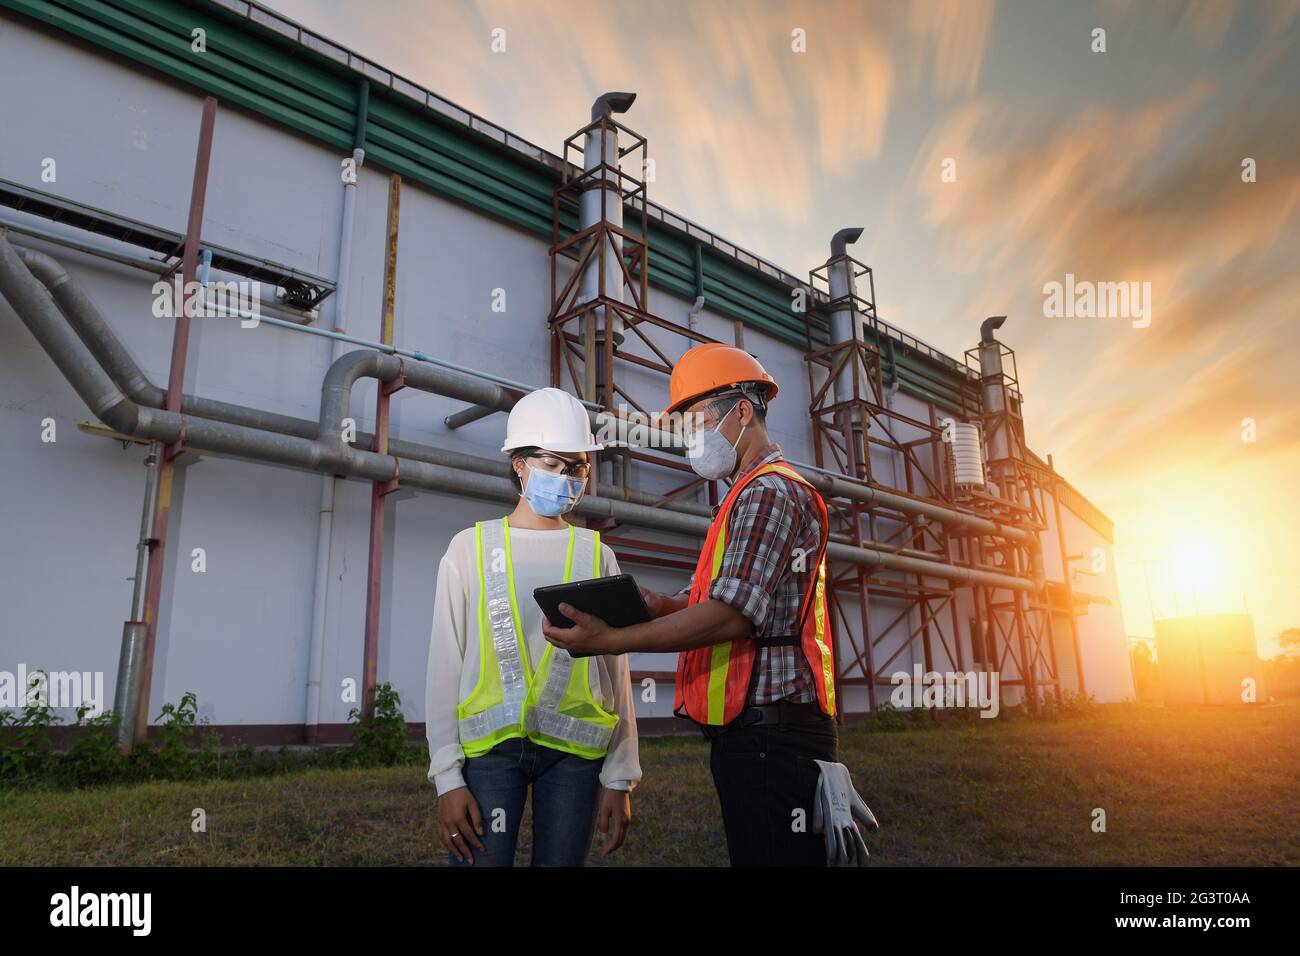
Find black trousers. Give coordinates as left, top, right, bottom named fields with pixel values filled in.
left=708, top=715, right=840, bottom=866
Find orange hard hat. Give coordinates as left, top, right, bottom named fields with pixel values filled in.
left=663, top=342, right=779, bottom=416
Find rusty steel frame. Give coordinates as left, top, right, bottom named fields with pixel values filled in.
left=545, top=112, right=726, bottom=559
left=949, top=339, right=1067, bottom=713
left=361, top=173, right=403, bottom=718
left=800, top=250, right=1081, bottom=715
left=548, top=115, right=693, bottom=406
left=527, top=115, right=1083, bottom=719
left=802, top=252, right=968, bottom=711
left=133, top=96, right=218, bottom=748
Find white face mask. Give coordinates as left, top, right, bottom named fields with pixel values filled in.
left=686, top=401, right=747, bottom=481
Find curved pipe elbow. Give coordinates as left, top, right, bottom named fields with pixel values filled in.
left=831, top=227, right=864, bottom=257
left=319, top=349, right=400, bottom=428
left=323, top=348, right=399, bottom=390
left=591, top=91, right=636, bottom=121
left=99, top=397, right=142, bottom=437
left=15, top=245, right=165, bottom=407
left=687, top=295, right=705, bottom=325
left=13, top=245, right=69, bottom=291
left=980, top=315, right=1007, bottom=342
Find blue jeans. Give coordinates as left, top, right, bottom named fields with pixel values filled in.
left=449, top=737, right=604, bottom=867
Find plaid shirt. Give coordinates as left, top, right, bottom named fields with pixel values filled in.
left=692, top=442, right=825, bottom=705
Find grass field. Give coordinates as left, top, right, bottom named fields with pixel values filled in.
left=2, top=703, right=1296, bottom=866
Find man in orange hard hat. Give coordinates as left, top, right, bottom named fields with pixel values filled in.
left=544, top=342, right=878, bottom=866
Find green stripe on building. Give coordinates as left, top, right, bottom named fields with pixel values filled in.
left=0, top=0, right=980, bottom=415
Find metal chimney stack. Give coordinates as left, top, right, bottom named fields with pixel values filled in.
left=579, top=91, right=635, bottom=347
left=826, top=228, right=869, bottom=472
left=977, top=315, right=1017, bottom=463
left=827, top=227, right=865, bottom=407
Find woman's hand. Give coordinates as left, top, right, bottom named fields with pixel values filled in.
left=597, top=788, right=632, bottom=856
left=437, top=786, right=486, bottom=864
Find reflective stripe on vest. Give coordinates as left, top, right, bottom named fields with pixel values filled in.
left=675, top=461, right=835, bottom=725
left=457, top=517, right=618, bottom=759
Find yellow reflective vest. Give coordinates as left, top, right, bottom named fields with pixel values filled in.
left=456, top=517, right=619, bottom=759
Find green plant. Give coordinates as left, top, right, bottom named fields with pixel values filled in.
left=861, top=700, right=917, bottom=733
left=346, top=683, right=414, bottom=766
left=139, top=691, right=219, bottom=779
left=0, top=688, right=353, bottom=791
left=1038, top=689, right=1098, bottom=720
left=0, top=674, right=61, bottom=783
left=59, top=706, right=126, bottom=787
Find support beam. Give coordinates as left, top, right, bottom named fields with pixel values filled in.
left=135, top=96, right=217, bottom=748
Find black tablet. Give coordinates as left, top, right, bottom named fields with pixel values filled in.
left=534, top=573, right=651, bottom=656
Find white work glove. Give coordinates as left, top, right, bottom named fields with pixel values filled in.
left=811, top=760, right=880, bottom=866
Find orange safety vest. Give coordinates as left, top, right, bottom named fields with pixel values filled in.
left=675, top=460, right=836, bottom=725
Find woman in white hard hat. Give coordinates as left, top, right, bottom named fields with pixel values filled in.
left=424, top=387, right=640, bottom=866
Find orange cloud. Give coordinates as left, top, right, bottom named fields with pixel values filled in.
left=273, top=0, right=993, bottom=226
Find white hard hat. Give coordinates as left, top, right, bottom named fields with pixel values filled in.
left=501, top=387, right=604, bottom=454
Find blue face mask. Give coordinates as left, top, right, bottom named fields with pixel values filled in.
left=520, top=462, right=586, bottom=517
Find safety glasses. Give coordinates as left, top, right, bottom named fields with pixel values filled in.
left=681, top=395, right=742, bottom=442
left=526, top=454, right=592, bottom=480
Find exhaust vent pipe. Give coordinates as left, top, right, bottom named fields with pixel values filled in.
left=977, top=315, right=1015, bottom=462
left=827, top=227, right=864, bottom=406
left=579, top=91, right=636, bottom=348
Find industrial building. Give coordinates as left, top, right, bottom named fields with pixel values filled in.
left=0, top=0, right=1133, bottom=745
left=1154, top=615, right=1265, bottom=706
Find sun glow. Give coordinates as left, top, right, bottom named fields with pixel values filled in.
left=1168, top=536, right=1226, bottom=594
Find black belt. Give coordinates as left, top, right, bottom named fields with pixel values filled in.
left=744, top=700, right=829, bottom=726
left=698, top=700, right=829, bottom=738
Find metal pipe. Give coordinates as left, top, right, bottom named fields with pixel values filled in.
left=0, top=231, right=136, bottom=425
left=443, top=402, right=499, bottom=429
left=980, top=315, right=1006, bottom=342
left=5, top=234, right=1029, bottom=556
left=10, top=230, right=1034, bottom=549
left=978, top=314, right=1014, bottom=463
left=0, top=215, right=172, bottom=273
left=828, top=227, right=864, bottom=407
left=788, top=460, right=1032, bottom=544
left=0, top=232, right=1039, bottom=594
left=306, top=143, right=366, bottom=744
left=2, top=219, right=319, bottom=328
left=3, top=224, right=581, bottom=405
left=13, top=245, right=321, bottom=436
left=128, top=443, right=159, bottom=620
left=9, top=220, right=1023, bottom=543
left=6, top=244, right=697, bottom=516
left=113, top=439, right=158, bottom=750
left=580, top=92, right=635, bottom=346
left=687, top=294, right=705, bottom=332
left=0, top=235, right=1034, bottom=592
left=113, top=622, right=146, bottom=752
left=826, top=228, right=868, bottom=488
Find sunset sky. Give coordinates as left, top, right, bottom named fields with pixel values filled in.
left=271, top=0, right=1300, bottom=655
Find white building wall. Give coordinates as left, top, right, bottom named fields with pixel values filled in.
left=0, top=15, right=1130, bottom=732
left=1045, top=503, right=1134, bottom=702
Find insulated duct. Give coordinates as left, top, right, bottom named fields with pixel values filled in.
left=0, top=230, right=1035, bottom=594
left=978, top=315, right=1016, bottom=463
left=579, top=92, right=635, bottom=348
left=14, top=238, right=1031, bottom=546
left=828, top=227, right=865, bottom=408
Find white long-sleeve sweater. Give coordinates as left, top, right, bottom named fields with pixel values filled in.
left=424, top=523, right=642, bottom=795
